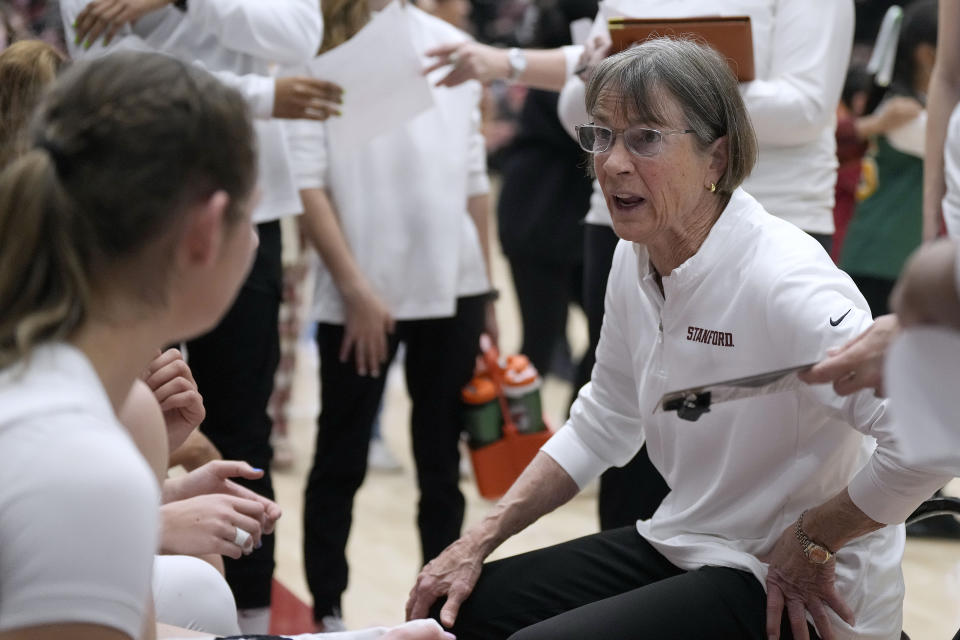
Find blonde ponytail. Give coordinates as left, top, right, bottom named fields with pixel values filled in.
left=0, top=149, right=89, bottom=368
left=0, top=51, right=256, bottom=368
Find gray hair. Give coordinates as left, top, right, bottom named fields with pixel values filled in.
left=585, top=37, right=757, bottom=193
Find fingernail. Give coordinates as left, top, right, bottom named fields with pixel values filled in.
left=255, top=541, right=262, bottom=549
left=252, top=467, right=263, bottom=473
left=84, top=40, right=92, bottom=49
left=334, top=110, right=342, bottom=117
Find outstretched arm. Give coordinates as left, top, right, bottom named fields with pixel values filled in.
left=405, top=452, right=578, bottom=627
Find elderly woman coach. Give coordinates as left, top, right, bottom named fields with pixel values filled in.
left=405, top=39, right=949, bottom=640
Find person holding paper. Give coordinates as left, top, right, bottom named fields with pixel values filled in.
left=405, top=39, right=947, bottom=640
left=58, top=1, right=339, bottom=633
left=286, top=0, right=495, bottom=632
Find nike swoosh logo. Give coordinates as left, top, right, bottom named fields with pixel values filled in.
left=830, top=309, right=852, bottom=327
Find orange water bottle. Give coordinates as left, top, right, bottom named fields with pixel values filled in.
left=501, top=355, right=545, bottom=434
left=461, top=373, right=503, bottom=448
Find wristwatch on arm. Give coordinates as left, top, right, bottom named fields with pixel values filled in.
left=795, top=510, right=834, bottom=564
left=507, top=47, right=527, bottom=82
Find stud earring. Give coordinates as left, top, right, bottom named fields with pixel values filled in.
left=708, top=182, right=717, bottom=193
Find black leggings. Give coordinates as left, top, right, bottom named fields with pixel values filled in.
left=189, top=220, right=282, bottom=609
left=583, top=224, right=670, bottom=529
left=304, top=295, right=485, bottom=620
left=849, top=274, right=895, bottom=318
left=508, top=255, right=588, bottom=390
left=449, top=527, right=818, bottom=640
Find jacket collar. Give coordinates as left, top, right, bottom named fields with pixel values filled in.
left=632, top=188, right=762, bottom=298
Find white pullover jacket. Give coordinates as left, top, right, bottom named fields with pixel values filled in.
left=542, top=189, right=951, bottom=640
left=60, top=0, right=323, bottom=224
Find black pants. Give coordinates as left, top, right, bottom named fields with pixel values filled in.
left=583, top=224, right=671, bottom=528
left=508, top=255, right=589, bottom=390
left=582, top=224, right=619, bottom=390
left=304, top=295, right=485, bottom=620
left=449, top=527, right=817, bottom=640
left=849, top=274, right=895, bottom=318
left=188, top=220, right=283, bottom=609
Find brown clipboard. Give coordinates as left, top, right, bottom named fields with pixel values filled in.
left=608, top=15, right=755, bottom=82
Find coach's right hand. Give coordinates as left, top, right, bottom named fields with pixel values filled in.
left=406, top=534, right=486, bottom=628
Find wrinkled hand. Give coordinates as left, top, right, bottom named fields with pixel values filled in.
left=423, top=41, right=509, bottom=87
left=384, top=619, right=456, bottom=640
left=575, top=32, right=611, bottom=81
left=761, top=524, right=854, bottom=640
left=891, top=238, right=960, bottom=330
left=875, top=95, right=923, bottom=132
left=273, top=77, right=343, bottom=120
left=142, top=348, right=204, bottom=453
left=798, top=314, right=899, bottom=396
left=163, top=460, right=281, bottom=534
left=341, top=282, right=395, bottom=377
left=406, top=537, right=485, bottom=628
left=74, top=0, right=170, bottom=48
left=160, top=494, right=265, bottom=559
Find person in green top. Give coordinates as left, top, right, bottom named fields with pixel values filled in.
left=842, top=0, right=937, bottom=316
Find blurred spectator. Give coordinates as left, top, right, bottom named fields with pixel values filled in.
left=841, top=0, right=937, bottom=317
left=832, top=64, right=923, bottom=262
left=496, top=0, right=597, bottom=389
left=832, top=66, right=872, bottom=262
left=0, top=1, right=65, bottom=50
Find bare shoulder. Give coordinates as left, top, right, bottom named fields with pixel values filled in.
left=118, top=379, right=168, bottom=481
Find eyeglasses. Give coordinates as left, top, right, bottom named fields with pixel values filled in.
left=575, top=124, right=695, bottom=157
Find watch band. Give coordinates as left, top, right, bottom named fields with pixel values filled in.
left=507, top=47, right=527, bottom=82
left=795, top=510, right=833, bottom=564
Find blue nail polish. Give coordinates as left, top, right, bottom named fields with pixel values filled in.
left=252, top=467, right=263, bottom=472
left=255, top=541, right=262, bottom=549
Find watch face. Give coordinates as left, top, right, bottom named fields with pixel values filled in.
left=806, top=544, right=830, bottom=564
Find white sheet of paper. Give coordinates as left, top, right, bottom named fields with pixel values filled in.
left=305, top=0, right=434, bottom=150
left=886, top=327, right=960, bottom=476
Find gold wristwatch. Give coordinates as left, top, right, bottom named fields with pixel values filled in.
left=795, top=510, right=833, bottom=564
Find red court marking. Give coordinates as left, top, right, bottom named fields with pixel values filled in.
left=269, top=579, right=314, bottom=635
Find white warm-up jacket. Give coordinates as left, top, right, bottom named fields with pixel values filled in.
left=60, top=0, right=322, bottom=223
left=542, top=189, right=951, bottom=640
